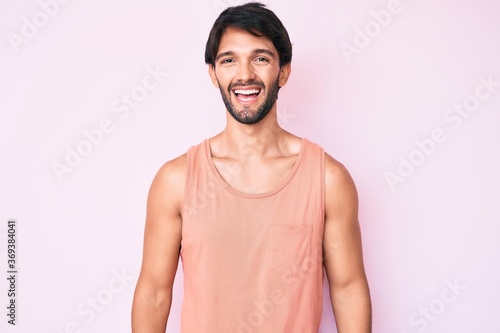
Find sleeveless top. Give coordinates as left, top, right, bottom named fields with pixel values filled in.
left=180, top=137, right=325, bottom=333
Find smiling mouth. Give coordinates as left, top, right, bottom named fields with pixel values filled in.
left=233, top=88, right=262, bottom=103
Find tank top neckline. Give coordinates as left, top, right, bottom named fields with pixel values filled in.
left=204, top=137, right=306, bottom=199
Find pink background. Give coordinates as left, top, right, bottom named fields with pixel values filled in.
left=1, top=0, right=499, bottom=332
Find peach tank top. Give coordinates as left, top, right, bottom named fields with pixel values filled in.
left=180, top=138, right=325, bottom=333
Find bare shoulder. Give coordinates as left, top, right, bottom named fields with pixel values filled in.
left=155, top=153, right=187, bottom=180
left=325, top=153, right=356, bottom=188
left=149, top=153, right=188, bottom=212
left=324, top=153, right=358, bottom=215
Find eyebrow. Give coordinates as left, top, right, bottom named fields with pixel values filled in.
left=215, top=48, right=277, bottom=62
left=254, top=49, right=276, bottom=58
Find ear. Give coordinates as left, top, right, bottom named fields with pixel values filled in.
left=208, top=64, right=219, bottom=88
left=278, top=63, right=291, bottom=88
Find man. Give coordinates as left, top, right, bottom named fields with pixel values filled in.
left=132, top=2, right=371, bottom=332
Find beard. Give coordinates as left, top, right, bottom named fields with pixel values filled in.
left=217, top=77, right=280, bottom=125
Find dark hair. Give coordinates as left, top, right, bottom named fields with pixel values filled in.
left=205, top=2, right=292, bottom=68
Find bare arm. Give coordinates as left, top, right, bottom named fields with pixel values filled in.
left=132, top=154, right=186, bottom=332
left=323, top=154, right=372, bottom=332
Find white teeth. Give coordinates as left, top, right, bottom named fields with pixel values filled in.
left=234, top=89, right=260, bottom=95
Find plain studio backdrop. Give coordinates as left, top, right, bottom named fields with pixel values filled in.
left=1, top=0, right=499, bottom=332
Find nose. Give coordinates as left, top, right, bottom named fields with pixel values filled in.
left=235, top=61, right=256, bottom=82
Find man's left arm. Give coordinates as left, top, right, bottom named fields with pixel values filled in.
left=323, top=153, right=372, bottom=332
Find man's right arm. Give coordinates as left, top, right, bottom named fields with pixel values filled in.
left=131, top=154, right=186, bottom=332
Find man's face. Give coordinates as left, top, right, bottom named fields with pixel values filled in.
left=209, top=28, right=290, bottom=124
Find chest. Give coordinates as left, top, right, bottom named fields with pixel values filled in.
left=212, top=155, right=298, bottom=194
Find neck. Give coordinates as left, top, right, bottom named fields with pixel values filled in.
left=213, top=106, right=290, bottom=159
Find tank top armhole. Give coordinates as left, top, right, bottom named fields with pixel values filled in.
left=181, top=144, right=195, bottom=221
left=320, top=147, right=326, bottom=219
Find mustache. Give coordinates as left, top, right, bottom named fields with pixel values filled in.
left=228, top=80, right=265, bottom=91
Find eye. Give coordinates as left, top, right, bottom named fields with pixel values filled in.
left=220, top=58, right=235, bottom=65
left=255, top=56, right=270, bottom=63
